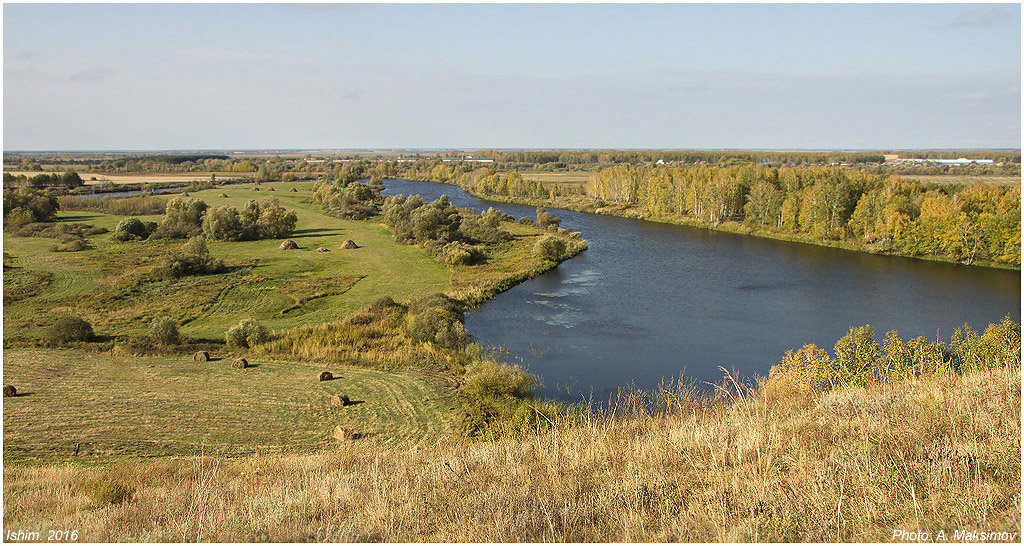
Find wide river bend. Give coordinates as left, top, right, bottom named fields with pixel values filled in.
left=382, top=179, right=1022, bottom=401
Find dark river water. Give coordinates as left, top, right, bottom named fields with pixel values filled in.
left=382, top=179, right=1022, bottom=401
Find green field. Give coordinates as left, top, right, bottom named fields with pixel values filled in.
left=2, top=348, right=454, bottom=462
left=3, top=179, right=583, bottom=459
left=3, top=180, right=452, bottom=340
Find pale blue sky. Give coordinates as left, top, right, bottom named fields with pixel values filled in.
left=3, top=3, right=1020, bottom=150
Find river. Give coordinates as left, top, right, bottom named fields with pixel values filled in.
left=382, top=179, right=1022, bottom=401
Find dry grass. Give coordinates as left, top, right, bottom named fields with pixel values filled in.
left=520, top=171, right=592, bottom=187
left=2, top=348, right=454, bottom=462
left=906, top=175, right=1021, bottom=186
left=4, top=364, right=1018, bottom=541
left=3, top=171, right=251, bottom=184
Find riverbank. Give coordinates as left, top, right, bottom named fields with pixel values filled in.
left=404, top=176, right=1021, bottom=271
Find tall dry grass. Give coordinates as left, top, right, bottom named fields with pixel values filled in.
left=4, top=363, right=1018, bottom=542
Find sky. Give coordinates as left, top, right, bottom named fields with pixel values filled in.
left=3, top=3, right=1021, bottom=150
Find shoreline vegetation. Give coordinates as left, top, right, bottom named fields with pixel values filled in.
left=395, top=166, right=1020, bottom=271
left=3, top=152, right=1021, bottom=541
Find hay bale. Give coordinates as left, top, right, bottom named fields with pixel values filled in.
left=232, top=358, right=248, bottom=369
left=333, top=425, right=356, bottom=441
left=330, top=394, right=351, bottom=407
left=193, top=351, right=210, bottom=362
left=3, top=385, right=16, bottom=397
left=253, top=187, right=260, bottom=191
left=316, top=247, right=329, bottom=252
left=279, top=240, right=298, bottom=250
left=268, top=187, right=275, bottom=191
left=319, top=371, right=333, bottom=381
left=290, top=187, right=298, bottom=192
left=339, top=239, right=359, bottom=249
left=218, top=193, right=229, bottom=198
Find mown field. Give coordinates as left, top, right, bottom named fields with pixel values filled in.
left=2, top=348, right=454, bottom=462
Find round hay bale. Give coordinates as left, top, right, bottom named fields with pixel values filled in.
left=232, top=358, right=248, bottom=369
left=333, top=425, right=356, bottom=442
left=330, top=394, right=351, bottom=407
left=218, top=193, right=229, bottom=198
left=3, top=385, right=16, bottom=397
left=182, top=192, right=190, bottom=197
left=319, top=371, right=333, bottom=381
left=193, top=351, right=210, bottom=362
left=339, top=239, right=359, bottom=249
left=289, top=187, right=298, bottom=192
left=279, top=240, right=298, bottom=250
left=268, top=187, right=276, bottom=191
left=253, top=187, right=260, bottom=191
left=316, top=247, right=329, bottom=252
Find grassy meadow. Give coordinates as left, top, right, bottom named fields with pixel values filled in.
left=4, top=180, right=533, bottom=341
left=2, top=362, right=1017, bottom=541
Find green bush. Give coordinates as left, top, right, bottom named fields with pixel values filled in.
left=3, top=187, right=59, bottom=226
left=48, top=316, right=94, bottom=342
left=408, top=293, right=462, bottom=318
left=833, top=325, right=880, bottom=387
left=457, top=360, right=538, bottom=436
left=149, top=316, right=180, bottom=345
left=225, top=318, right=270, bottom=348
left=407, top=308, right=469, bottom=349
left=152, top=236, right=224, bottom=280
left=80, top=476, right=133, bottom=507
left=152, top=196, right=207, bottom=239
left=440, top=241, right=482, bottom=266
left=114, top=217, right=150, bottom=239
left=533, top=235, right=567, bottom=261
left=50, top=234, right=88, bottom=252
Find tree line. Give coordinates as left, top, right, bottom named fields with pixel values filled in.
left=585, top=165, right=1020, bottom=266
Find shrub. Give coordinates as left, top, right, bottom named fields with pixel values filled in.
left=536, top=206, right=561, bottom=228
left=407, top=308, right=469, bottom=349
left=48, top=316, right=94, bottom=342
left=80, top=476, right=133, bottom=507
left=151, top=196, right=207, bottom=239
left=149, top=316, right=180, bottom=345
left=408, top=293, right=462, bottom=318
left=202, top=206, right=244, bottom=241
left=533, top=235, right=567, bottom=261
left=833, top=325, right=880, bottom=387
left=440, top=241, right=483, bottom=266
left=51, top=234, right=88, bottom=252
left=457, top=359, right=537, bottom=436
left=152, top=237, right=224, bottom=279
left=3, top=187, right=59, bottom=225
left=226, top=318, right=270, bottom=348
left=113, top=217, right=151, bottom=240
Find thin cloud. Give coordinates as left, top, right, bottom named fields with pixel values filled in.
left=69, top=66, right=115, bottom=82
left=948, top=7, right=1012, bottom=28
left=176, top=46, right=297, bottom=65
